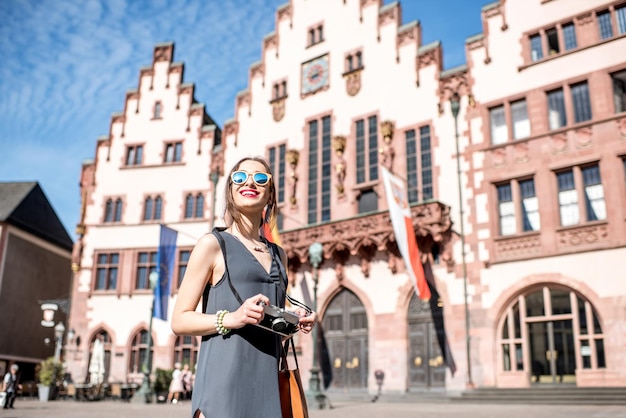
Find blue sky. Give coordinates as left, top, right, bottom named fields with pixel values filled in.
left=0, top=0, right=486, bottom=238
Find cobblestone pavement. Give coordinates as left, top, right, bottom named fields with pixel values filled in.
left=2, top=398, right=626, bottom=418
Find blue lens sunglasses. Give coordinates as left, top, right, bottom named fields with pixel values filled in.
left=231, top=170, right=272, bottom=186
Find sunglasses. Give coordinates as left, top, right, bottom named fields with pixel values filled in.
left=230, top=170, right=272, bottom=186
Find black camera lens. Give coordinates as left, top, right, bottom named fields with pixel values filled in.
left=271, top=317, right=288, bottom=332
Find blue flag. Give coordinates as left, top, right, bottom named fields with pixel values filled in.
left=154, top=225, right=177, bottom=321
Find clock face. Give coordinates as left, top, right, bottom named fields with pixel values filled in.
left=302, top=55, right=329, bottom=95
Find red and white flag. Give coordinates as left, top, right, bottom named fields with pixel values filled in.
left=381, top=167, right=431, bottom=301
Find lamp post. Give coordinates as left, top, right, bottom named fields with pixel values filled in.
left=53, top=322, right=65, bottom=362
left=307, top=242, right=328, bottom=409
left=450, top=92, right=473, bottom=388
left=134, top=270, right=158, bottom=403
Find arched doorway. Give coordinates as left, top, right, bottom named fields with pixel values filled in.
left=323, top=289, right=369, bottom=391
left=499, top=285, right=606, bottom=385
left=407, top=294, right=445, bottom=389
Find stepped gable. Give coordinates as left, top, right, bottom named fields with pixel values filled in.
left=0, top=182, right=73, bottom=251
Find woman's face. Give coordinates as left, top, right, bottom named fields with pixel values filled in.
left=230, top=159, right=272, bottom=212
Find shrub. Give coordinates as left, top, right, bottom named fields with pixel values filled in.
left=37, top=357, right=64, bottom=386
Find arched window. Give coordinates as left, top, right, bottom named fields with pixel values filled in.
left=173, top=335, right=199, bottom=370
left=129, top=329, right=152, bottom=374
left=143, top=197, right=153, bottom=221
left=114, top=198, right=123, bottom=222
left=185, top=194, right=194, bottom=219
left=154, top=102, right=162, bottom=119
left=154, top=196, right=163, bottom=220
left=499, top=286, right=605, bottom=385
left=194, top=194, right=204, bottom=218
left=104, top=199, right=114, bottom=222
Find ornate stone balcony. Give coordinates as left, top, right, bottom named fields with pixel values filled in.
left=280, top=201, right=453, bottom=279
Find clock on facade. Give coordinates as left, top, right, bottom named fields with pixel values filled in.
left=301, top=55, right=329, bottom=95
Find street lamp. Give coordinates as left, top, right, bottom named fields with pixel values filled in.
left=450, top=92, right=473, bottom=388
left=133, top=270, right=158, bottom=403
left=53, top=322, right=65, bottom=362
left=307, top=242, right=329, bottom=409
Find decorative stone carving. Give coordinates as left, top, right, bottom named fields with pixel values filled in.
left=575, top=126, right=592, bottom=148
left=558, top=224, right=608, bottom=249
left=492, top=147, right=507, bottom=167
left=514, top=142, right=529, bottom=163
left=272, top=98, right=285, bottom=122
left=494, top=234, right=542, bottom=261
left=344, top=70, right=361, bottom=96
left=286, top=149, right=299, bottom=206
left=550, top=132, right=568, bottom=153
left=333, top=136, right=347, bottom=196
left=379, top=120, right=395, bottom=171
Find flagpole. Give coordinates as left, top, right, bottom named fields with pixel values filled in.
left=133, top=271, right=157, bottom=403
left=451, top=92, right=474, bottom=388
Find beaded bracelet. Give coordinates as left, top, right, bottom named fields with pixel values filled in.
left=215, top=310, right=231, bottom=335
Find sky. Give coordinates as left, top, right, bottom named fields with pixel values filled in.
left=0, top=0, right=486, bottom=239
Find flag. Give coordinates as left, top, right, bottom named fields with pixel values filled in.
left=381, top=167, right=431, bottom=300
left=154, top=224, right=177, bottom=321
left=261, top=208, right=282, bottom=246
left=423, top=261, right=457, bottom=376
left=300, top=277, right=333, bottom=389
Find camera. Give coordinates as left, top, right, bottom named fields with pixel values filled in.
left=255, top=302, right=300, bottom=337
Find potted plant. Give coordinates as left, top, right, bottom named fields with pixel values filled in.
left=36, top=357, right=64, bottom=401
left=153, top=368, right=172, bottom=403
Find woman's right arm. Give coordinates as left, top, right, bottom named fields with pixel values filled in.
left=171, top=233, right=221, bottom=336
left=171, top=233, right=271, bottom=336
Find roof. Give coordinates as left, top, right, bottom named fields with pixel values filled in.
left=0, top=182, right=73, bottom=251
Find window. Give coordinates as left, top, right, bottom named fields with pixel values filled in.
left=94, top=253, right=119, bottom=290
left=272, top=81, right=287, bottom=100
left=268, top=144, right=286, bottom=204
left=582, top=165, right=606, bottom=221
left=308, top=24, right=324, bottom=46
left=135, top=251, right=157, bottom=290
left=497, top=184, right=516, bottom=235
left=346, top=51, right=363, bottom=72
left=173, top=335, right=199, bottom=370
left=612, top=70, right=626, bottom=113
left=154, top=102, right=162, bottom=119
left=520, top=179, right=540, bottom=232
left=511, top=100, right=530, bottom=140
left=129, top=330, right=152, bottom=374
left=547, top=88, right=567, bottom=130
left=104, top=198, right=123, bottom=223
left=355, top=116, right=379, bottom=183
left=125, top=145, right=143, bottom=166
left=177, top=250, right=191, bottom=288
left=618, top=5, right=626, bottom=35
left=530, top=34, right=543, bottom=61
left=562, top=23, right=577, bottom=50
left=557, top=170, right=579, bottom=226
left=357, top=189, right=377, bottom=214
left=546, top=27, right=559, bottom=54
left=597, top=10, right=613, bottom=40
left=143, top=196, right=162, bottom=221
left=490, top=105, right=508, bottom=144
left=164, top=142, right=182, bottom=163
left=571, top=82, right=592, bottom=123
left=406, top=127, right=433, bottom=203
left=184, top=193, right=204, bottom=219
left=307, top=116, right=332, bottom=224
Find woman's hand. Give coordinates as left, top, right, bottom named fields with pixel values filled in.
left=222, top=293, right=270, bottom=330
left=295, top=309, right=317, bottom=334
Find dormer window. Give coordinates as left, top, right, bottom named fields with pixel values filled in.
left=272, top=80, right=288, bottom=100
left=153, top=101, right=162, bottom=119
left=345, top=50, right=363, bottom=73
left=307, top=23, right=324, bottom=46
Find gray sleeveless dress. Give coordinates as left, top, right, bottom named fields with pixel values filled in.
left=192, top=231, right=285, bottom=418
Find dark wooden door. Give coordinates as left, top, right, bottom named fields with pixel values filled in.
left=323, top=289, right=368, bottom=391
left=407, top=295, right=445, bottom=389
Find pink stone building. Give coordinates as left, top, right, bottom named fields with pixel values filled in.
left=66, top=0, right=626, bottom=395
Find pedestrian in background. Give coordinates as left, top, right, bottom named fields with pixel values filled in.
left=166, top=362, right=184, bottom=404
left=2, top=364, right=21, bottom=409
left=181, top=364, right=192, bottom=400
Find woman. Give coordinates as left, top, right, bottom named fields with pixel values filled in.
left=171, top=156, right=316, bottom=418
left=166, top=362, right=184, bottom=404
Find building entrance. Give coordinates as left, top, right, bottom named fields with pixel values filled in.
left=407, top=294, right=445, bottom=389
left=323, top=289, right=368, bottom=391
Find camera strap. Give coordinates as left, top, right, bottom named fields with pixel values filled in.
left=211, top=228, right=312, bottom=315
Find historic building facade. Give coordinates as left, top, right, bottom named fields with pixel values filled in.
left=65, top=0, right=626, bottom=394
